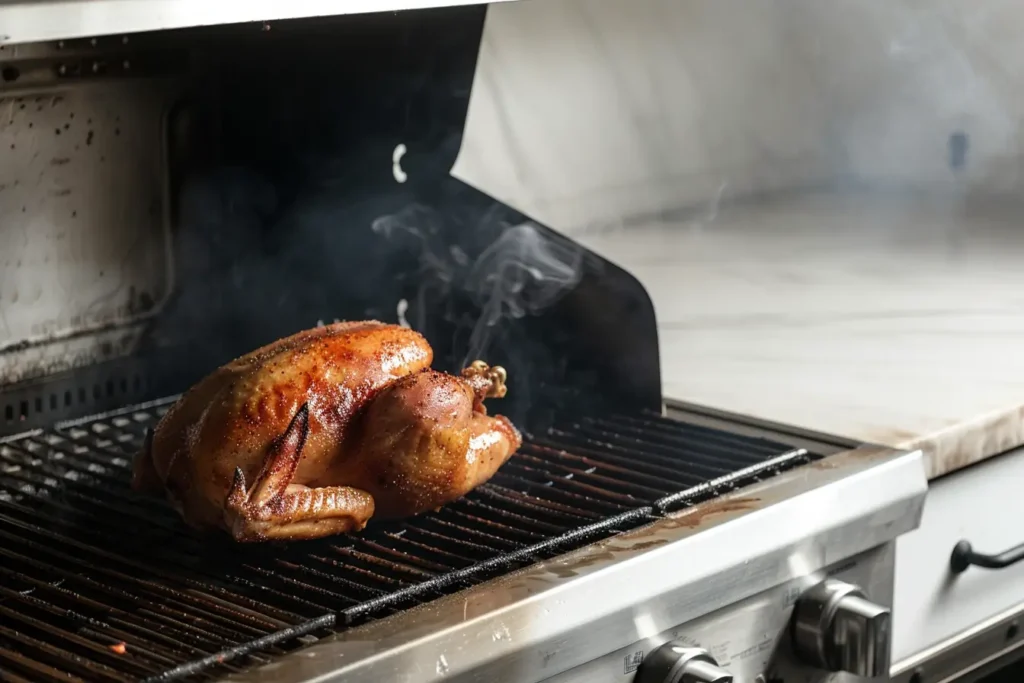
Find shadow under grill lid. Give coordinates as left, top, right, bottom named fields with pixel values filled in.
left=0, top=397, right=821, bottom=682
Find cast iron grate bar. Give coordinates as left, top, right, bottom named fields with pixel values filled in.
left=0, top=397, right=822, bottom=681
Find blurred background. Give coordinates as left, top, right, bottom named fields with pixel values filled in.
left=453, top=0, right=1024, bottom=449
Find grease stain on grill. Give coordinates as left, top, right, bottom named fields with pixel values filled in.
left=664, top=496, right=761, bottom=529
left=546, top=549, right=617, bottom=578
left=539, top=530, right=690, bottom=580
left=0, top=397, right=822, bottom=681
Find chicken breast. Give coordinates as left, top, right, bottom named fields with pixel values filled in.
left=132, top=321, right=521, bottom=542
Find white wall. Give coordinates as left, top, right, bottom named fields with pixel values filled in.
left=805, top=1, right=1020, bottom=192
left=453, top=0, right=1024, bottom=236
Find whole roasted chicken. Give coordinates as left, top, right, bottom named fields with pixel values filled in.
left=132, top=321, right=521, bottom=542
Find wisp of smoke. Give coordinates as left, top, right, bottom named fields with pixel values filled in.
left=461, top=223, right=581, bottom=366
left=371, top=205, right=452, bottom=284
left=371, top=205, right=453, bottom=334
left=371, top=205, right=583, bottom=368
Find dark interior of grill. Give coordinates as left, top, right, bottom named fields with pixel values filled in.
left=1, top=7, right=824, bottom=682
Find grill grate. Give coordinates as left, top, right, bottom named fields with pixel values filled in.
left=0, top=397, right=820, bottom=682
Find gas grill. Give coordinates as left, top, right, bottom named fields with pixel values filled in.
left=0, top=5, right=927, bottom=683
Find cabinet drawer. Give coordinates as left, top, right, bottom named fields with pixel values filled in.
left=893, top=447, right=1024, bottom=663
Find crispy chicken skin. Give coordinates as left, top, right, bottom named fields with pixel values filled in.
left=132, top=321, right=521, bottom=542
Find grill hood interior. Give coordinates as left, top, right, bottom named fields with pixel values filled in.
left=136, top=6, right=660, bottom=431
left=0, top=5, right=660, bottom=434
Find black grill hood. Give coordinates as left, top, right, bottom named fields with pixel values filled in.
left=144, top=5, right=661, bottom=428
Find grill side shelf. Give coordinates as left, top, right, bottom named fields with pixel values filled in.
left=0, top=397, right=822, bottom=681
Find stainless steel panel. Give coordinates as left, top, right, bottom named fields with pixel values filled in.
left=545, top=544, right=895, bottom=683
left=225, top=444, right=927, bottom=683
left=892, top=599, right=1024, bottom=683
left=0, top=76, right=177, bottom=386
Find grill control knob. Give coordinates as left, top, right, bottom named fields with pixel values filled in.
left=791, top=579, right=892, bottom=678
left=635, top=643, right=733, bottom=683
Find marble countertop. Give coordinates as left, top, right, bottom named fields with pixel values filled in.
left=571, top=191, right=1024, bottom=480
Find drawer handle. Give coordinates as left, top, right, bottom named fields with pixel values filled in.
left=950, top=540, right=1024, bottom=574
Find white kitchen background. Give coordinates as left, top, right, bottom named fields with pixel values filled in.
left=453, top=0, right=1024, bottom=457
left=455, top=0, right=1023, bottom=234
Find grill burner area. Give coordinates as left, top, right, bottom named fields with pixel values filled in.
left=0, top=398, right=820, bottom=682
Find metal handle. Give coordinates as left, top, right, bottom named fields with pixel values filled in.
left=950, top=540, right=1024, bottom=574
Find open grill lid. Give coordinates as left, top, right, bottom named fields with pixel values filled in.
left=142, top=5, right=662, bottom=430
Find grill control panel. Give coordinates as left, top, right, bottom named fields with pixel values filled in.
left=539, top=544, right=894, bottom=683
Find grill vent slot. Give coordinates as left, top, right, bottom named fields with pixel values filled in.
left=1, top=365, right=150, bottom=433
left=0, top=397, right=821, bottom=681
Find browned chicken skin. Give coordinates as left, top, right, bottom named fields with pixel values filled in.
left=132, top=321, right=521, bottom=542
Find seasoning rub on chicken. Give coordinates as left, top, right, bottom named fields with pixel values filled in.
left=132, top=321, right=521, bottom=542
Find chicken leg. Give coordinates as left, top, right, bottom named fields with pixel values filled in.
left=224, top=404, right=375, bottom=542
left=350, top=363, right=521, bottom=520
